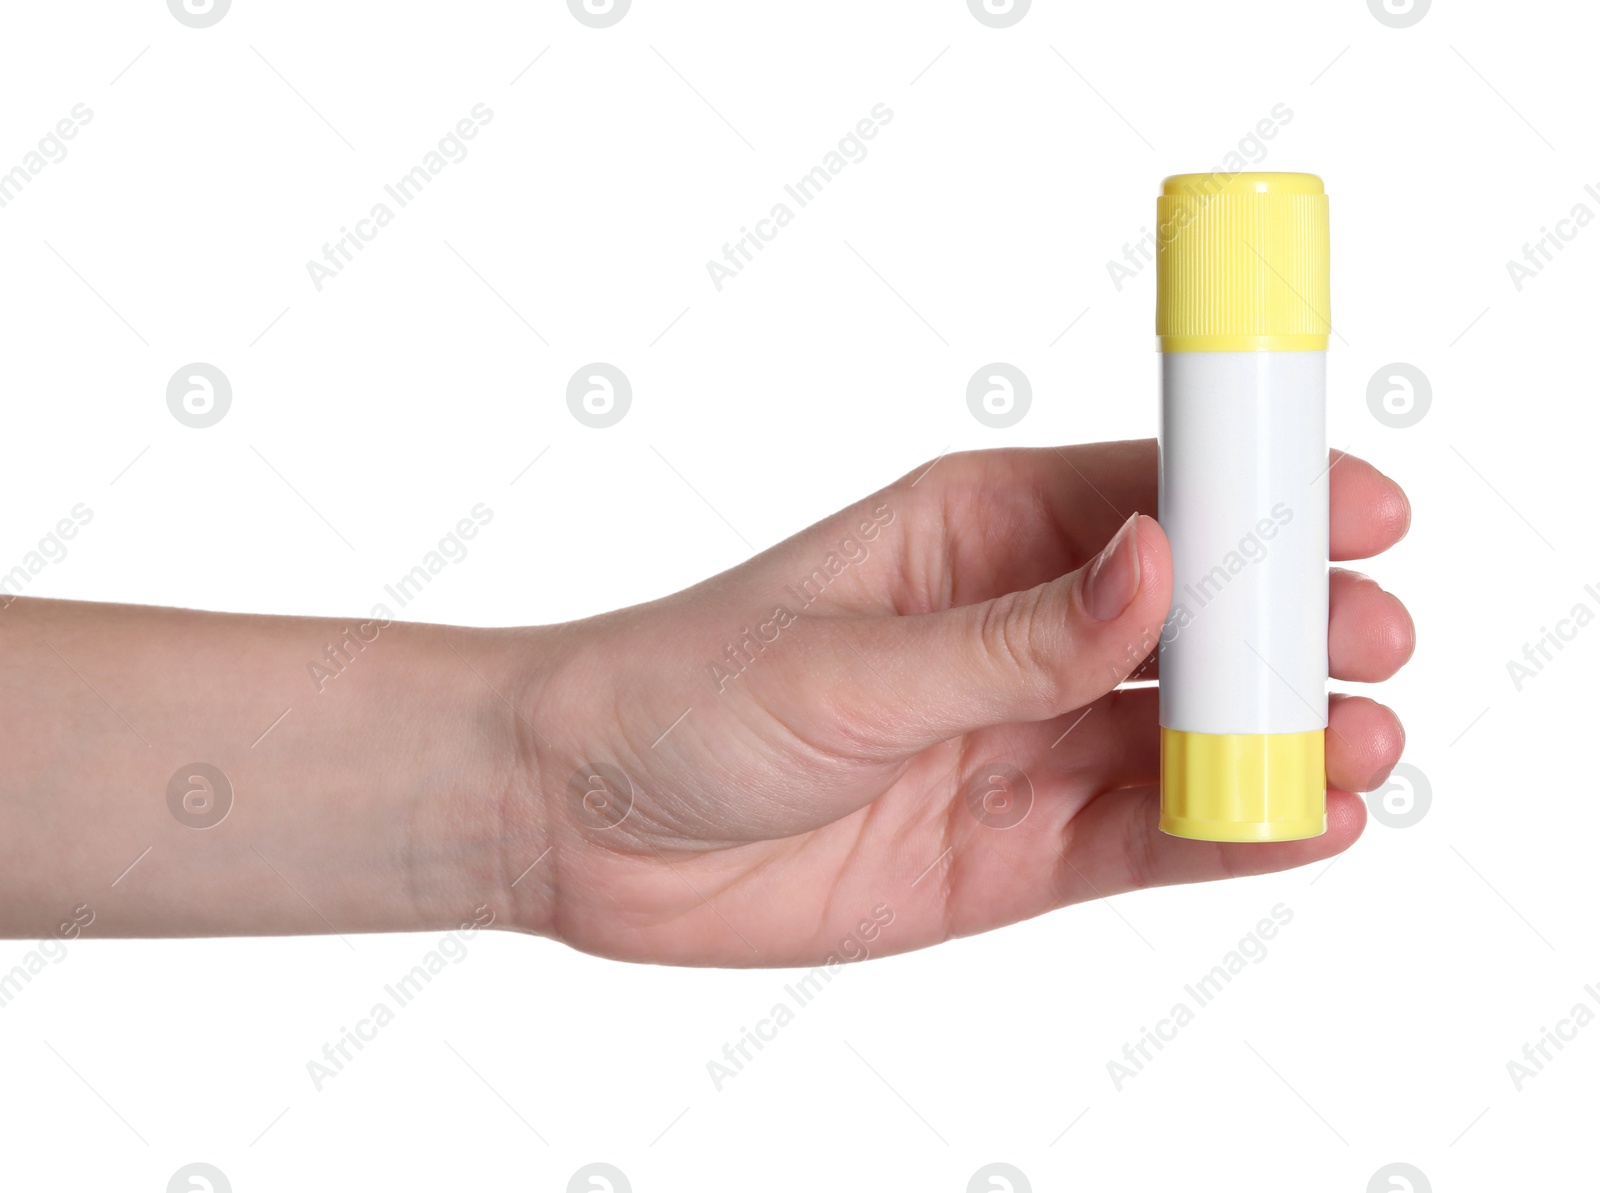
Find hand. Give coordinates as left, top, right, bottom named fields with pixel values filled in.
left=509, top=440, right=1414, bottom=966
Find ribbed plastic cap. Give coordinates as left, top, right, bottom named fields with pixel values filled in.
left=1159, top=729, right=1327, bottom=842
left=1156, top=172, right=1330, bottom=352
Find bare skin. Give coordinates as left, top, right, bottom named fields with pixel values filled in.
left=0, top=441, right=1413, bottom=967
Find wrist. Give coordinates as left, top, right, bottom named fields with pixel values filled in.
left=348, top=619, right=558, bottom=942
left=448, top=623, right=570, bottom=941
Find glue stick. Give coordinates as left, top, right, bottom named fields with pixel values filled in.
left=1155, top=172, right=1331, bottom=842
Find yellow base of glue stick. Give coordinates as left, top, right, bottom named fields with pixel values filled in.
left=1155, top=172, right=1331, bottom=842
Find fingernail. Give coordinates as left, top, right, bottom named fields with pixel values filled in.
left=1083, top=514, right=1141, bottom=622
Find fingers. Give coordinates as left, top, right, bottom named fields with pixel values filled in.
left=896, top=442, right=1155, bottom=606
left=891, top=692, right=1401, bottom=949
left=786, top=515, right=1174, bottom=758
left=1328, top=568, right=1415, bottom=681
left=1055, top=693, right=1402, bottom=896
left=1055, top=786, right=1368, bottom=899
left=1035, top=443, right=1409, bottom=565
left=1328, top=452, right=1411, bottom=561
left=859, top=442, right=1410, bottom=610
left=1009, top=689, right=1402, bottom=802
left=1130, top=567, right=1416, bottom=684
left=1031, top=687, right=1161, bottom=792
left=1325, top=693, right=1407, bottom=793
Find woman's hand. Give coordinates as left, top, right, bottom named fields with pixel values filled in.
left=508, top=440, right=1413, bottom=967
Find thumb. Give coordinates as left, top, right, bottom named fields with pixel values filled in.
left=822, top=513, right=1172, bottom=755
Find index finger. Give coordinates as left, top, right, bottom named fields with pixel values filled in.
left=889, top=441, right=1410, bottom=609
left=1030, top=440, right=1409, bottom=567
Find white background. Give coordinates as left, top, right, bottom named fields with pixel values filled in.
left=0, top=1, right=1593, bottom=1189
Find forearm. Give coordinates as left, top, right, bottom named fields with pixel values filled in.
left=0, top=597, right=554, bottom=940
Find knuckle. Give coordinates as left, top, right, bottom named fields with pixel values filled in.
left=974, top=585, right=1063, bottom=712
